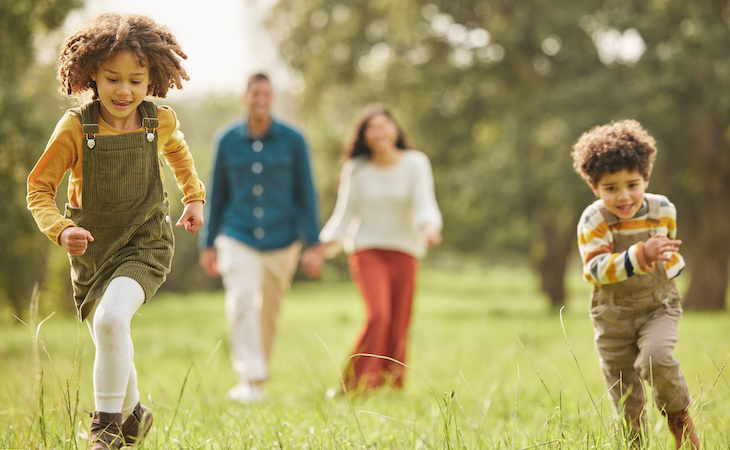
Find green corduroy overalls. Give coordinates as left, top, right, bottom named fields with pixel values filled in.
left=65, top=100, right=174, bottom=321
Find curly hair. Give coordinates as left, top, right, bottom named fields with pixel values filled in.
left=58, top=13, right=189, bottom=98
left=344, top=104, right=412, bottom=160
left=571, top=119, right=657, bottom=187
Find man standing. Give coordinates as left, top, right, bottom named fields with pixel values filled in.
left=200, top=73, right=323, bottom=403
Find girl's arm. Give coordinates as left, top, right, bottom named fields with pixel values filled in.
left=27, top=112, right=82, bottom=245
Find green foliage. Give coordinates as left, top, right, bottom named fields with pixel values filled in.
left=620, top=1, right=730, bottom=309
left=1, top=267, right=728, bottom=447
left=268, top=0, right=730, bottom=308
left=0, top=0, right=82, bottom=318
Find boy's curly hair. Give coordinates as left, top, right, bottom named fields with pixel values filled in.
left=571, top=119, right=657, bottom=187
left=58, top=13, right=189, bottom=98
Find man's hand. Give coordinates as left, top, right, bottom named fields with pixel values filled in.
left=199, top=247, right=219, bottom=277
left=643, top=234, right=681, bottom=263
left=60, top=226, right=94, bottom=255
left=300, top=245, right=324, bottom=279
left=176, top=201, right=204, bottom=234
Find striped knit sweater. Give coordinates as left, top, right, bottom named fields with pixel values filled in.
left=577, top=193, right=685, bottom=286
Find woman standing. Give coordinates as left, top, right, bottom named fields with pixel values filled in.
left=320, top=105, right=442, bottom=392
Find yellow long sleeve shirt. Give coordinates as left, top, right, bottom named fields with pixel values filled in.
left=27, top=105, right=206, bottom=245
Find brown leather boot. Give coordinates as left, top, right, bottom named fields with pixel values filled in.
left=666, top=409, right=701, bottom=449
left=120, top=403, right=153, bottom=446
left=89, top=411, right=123, bottom=450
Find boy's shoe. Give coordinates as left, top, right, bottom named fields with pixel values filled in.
left=666, top=409, right=701, bottom=449
left=228, top=383, right=264, bottom=404
left=89, top=411, right=123, bottom=450
left=120, top=402, right=153, bottom=446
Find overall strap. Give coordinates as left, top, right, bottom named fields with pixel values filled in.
left=646, top=195, right=661, bottom=224
left=71, top=101, right=100, bottom=149
left=138, top=100, right=159, bottom=143
left=598, top=206, right=620, bottom=229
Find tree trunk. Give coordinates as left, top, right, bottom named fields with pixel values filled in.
left=682, top=187, right=730, bottom=310
left=682, top=109, right=730, bottom=310
left=538, top=220, right=576, bottom=309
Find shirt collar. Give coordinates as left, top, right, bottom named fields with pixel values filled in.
left=238, top=116, right=280, bottom=140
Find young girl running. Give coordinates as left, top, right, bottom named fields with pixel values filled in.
left=27, top=13, right=205, bottom=449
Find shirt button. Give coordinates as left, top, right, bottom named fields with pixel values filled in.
left=252, top=162, right=263, bottom=173
left=253, top=185, right=264, bottom=196
left=253, top=207, right=264, bottom=218
left=252, top=141, right=263, bottom=152
left=254, top=228, right=265, bottom=239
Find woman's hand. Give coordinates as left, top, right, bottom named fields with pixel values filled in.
left=422, top=223, right=442, bottom=248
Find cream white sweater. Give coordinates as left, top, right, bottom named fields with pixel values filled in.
left=319, top=150, right=442, bottom=259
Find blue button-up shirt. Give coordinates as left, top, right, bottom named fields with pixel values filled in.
left=201, top=117, right=320, bottom=251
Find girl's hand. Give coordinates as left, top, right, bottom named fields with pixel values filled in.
left=176, top=201, right=204, bottom=234
left=60, top=226, right=94, bottom=255
left=422, top=223, right=442, bottom=248
left=643, top=234, right=681, bottom=263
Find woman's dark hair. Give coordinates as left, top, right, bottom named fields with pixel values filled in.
left=344, top=104, right=411, bottom=160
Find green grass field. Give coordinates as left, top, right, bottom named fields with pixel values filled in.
left=1, top=266, right=728, bottom=449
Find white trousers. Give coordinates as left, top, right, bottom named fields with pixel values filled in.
left=86, top=276, right=145, bottom=416
left=214, top=235, right=301, bottom=383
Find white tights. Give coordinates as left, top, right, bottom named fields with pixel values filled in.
left=86, top=276, right=144, bottom=417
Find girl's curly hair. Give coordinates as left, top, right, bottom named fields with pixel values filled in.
left=58, top=13, right=189, bottom=98
left=571, top=119, right=657, bottom=187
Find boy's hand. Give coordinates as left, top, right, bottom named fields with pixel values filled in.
left=643, top=234, right=681, bottom=263
left=60, top=226, right=94, bottom=255
left=176, top=201, right=204, bottom=234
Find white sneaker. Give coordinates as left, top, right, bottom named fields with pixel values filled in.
left=228, top=383, right=264, bottom=404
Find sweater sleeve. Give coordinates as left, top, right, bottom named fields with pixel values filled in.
left=157, top=106, right=206, bottom=205
left=410, top=151, right=442, bottom=231
left=577, top=204, right=652, bottom=286
left=26, top=112, right=82, bottom=245
left=319, top=160, right=358, bottom=244
left=659, top=197, right=685, bottom=278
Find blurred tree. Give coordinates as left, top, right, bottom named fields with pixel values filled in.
left=0, top=0, right=83, bottom=318
left=270, top=0, right=730, bottom=310
left=612, top=1, right=730, bottom=310
left=268, top=0, right=646, bottom=308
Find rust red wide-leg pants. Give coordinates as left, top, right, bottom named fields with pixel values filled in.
left=343, top=249, right=418, bottom=391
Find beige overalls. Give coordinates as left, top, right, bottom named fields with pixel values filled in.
left=590, top=196, right=691, bottom=431
left=65, top=100, right=174, bottom=321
